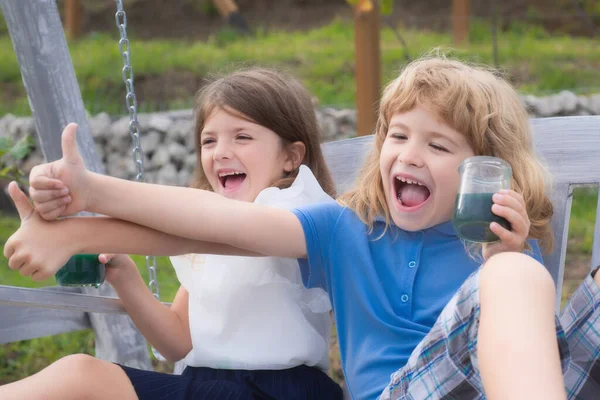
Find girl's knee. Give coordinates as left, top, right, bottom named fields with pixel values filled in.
left=481, top=252, right=555, bottom=297
left=53, top=354, right=105, bottom=376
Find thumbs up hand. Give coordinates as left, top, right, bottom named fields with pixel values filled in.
left=29, top=123, right=91, bottom=220
left=3, top=182, right=75, bottom=281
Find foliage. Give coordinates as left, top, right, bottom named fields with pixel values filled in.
left=0, top=136, right=34, bottom=186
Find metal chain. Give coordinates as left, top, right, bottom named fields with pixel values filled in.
left=114, top=0, right=164, bottom=360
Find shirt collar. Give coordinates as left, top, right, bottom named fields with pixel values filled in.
left=373, top=215, right=457, bottom=237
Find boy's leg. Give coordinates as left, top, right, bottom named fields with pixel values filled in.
left=560, top=266, right=600, bottom=398
left=0, top=354, right=139, bottom=400
left=380, top=252, right=569, bottom=400
left=478, top=252, right=566, bottom=400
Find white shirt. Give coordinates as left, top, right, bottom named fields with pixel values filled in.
left=170, top=166, right=334, bottom=371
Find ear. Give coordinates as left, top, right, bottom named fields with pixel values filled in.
left=283, top=141, right=306, bottom=173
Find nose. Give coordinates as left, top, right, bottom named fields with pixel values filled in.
left=213, top=140, right=232, bottom=161
left=397, top=141, right=424, bottom=167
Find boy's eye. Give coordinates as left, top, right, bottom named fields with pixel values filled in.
left=430, top=143, right=449, bottom=152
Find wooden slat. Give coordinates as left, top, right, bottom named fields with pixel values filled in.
left=531, top=116, right=600, bottom=184
left=322, top=135, right=373, bottom=193
left=0, top=306, right=90, bottom=345
left=0, top=285, right=126, bottom=314
left=543, top=183, right=573, bottom=308
left=592, top=188, right=600, bottom=270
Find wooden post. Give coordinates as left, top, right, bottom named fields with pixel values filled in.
left=0, top=0, right=152, bottom=370
left=452, top=0, right=470, bottom=45
left=64, top=0, right=81, bottom=40
left=353, top=0, right=381, bottom=137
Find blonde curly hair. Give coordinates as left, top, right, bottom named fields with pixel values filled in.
left=339, top=55, right=553, bottom=252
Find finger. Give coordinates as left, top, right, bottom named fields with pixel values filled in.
left=491, top=204, right=527, bottom=233
left=99, top=254, right=115, bottom=264
left=19, top=262, right=38, bottom=278
left=490, top=222, right=522, bottom=249
left=7, top=182, right=34, bottom=221
left=29, top=187, right=70, bottom=203
left=493, top=192, right=525, bottom=215
left=499, top=189, right=525, bottom=204
left=31, top=269, right=50, bottom=282
left=8, top=252, right=27, bottom=271
left=61, top=123, right=82, bottom=164
left=29, top=173, right=65, bottom=191
left=40, top=204, right=68, bottom=221
left=33, top=196, right=71, bottom=216
left=498, top=190, right=527, bottom=215
left=3, top=237, right=16, bottom=259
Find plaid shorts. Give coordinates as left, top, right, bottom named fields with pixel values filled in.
left=379, top=268, right=600, bottom=400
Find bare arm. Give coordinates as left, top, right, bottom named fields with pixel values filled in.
left=87, top=172, right=307, bottom=258
left=72, top=216, right=263, bottom=257
left=111, top=263, right=192, bottom=362
left=4, top=208, right=263, bottom=282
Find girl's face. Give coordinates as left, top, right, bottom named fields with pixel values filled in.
left=200, top=107, right=295, bottom=202
left=380, top=106, right=475, bottom=231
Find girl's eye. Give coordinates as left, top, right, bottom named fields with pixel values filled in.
left=391, top=133, right=407, bottom=140
left=430, top=143, right=449, bottom=152
left=201, top=138, right=216, bottom=146
left=236, top=134, right=252, bottom=140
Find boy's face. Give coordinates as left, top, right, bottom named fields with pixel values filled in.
left=380, top=106, right=475, bottom=231
left=200, top=107, right=291, bottom=202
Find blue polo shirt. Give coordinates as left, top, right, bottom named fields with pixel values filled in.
left=292, top=202, right=542, bottom=400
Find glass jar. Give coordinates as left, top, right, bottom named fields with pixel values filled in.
left=452, top=156, right=512, bottom=243
left=55, top=254, right=105, bottom=288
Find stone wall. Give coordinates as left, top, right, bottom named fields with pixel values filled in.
left=2, top=90, right=600, bottom=188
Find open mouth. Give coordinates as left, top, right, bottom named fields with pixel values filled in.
left=219, top=171, right=247, bottom=191
left=394, top=176, right=431, bottom=208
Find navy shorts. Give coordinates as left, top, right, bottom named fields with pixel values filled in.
left=119, top=364, right=343, bottom=400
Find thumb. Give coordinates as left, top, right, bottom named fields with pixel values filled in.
left=7, top=182, right=34, bottom=221
left=61, top=123, right=82, bottom=164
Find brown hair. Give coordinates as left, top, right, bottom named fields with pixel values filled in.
left=190, top=67, right=335, bottom=197
left=339, top=55, right=553, bottom=252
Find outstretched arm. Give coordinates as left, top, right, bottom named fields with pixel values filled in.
left=3, top=183, right=265, bottom=281
left=87, top=173, right=307, bottom=258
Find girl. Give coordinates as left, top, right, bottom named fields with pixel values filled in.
left=1, top=68, right=344, bottom=400
left=6, top=56, right=600, bottom=399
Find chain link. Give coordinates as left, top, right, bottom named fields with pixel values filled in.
left=115, top=0, right=163, bottom=360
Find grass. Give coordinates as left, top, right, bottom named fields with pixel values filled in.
left=0, top=19, right=600, bottom=115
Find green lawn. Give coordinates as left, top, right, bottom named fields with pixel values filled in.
left=1, top=19, right=600, bottom=115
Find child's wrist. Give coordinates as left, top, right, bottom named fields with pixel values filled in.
left=86, top=171, right=103, bottom=214
left=108, top=262, right=141, bottom=288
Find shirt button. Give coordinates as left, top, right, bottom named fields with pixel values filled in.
left=408, top=261, right=416, bottom=268
left=401, top=294, right=409, bottom=303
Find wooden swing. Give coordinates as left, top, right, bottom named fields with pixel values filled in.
left=0, top=1, right=599, bottom=396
